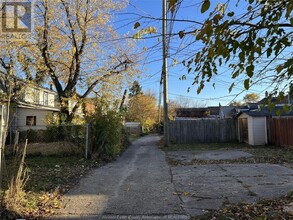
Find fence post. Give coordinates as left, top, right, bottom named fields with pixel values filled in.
left=85, top=123, right=89, bottom=160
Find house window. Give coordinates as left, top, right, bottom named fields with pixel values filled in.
left=26, top=116, right=36, bottom=126
left=44, top=92, right=48, bottom=105
left=34, top=89, right=40, bottom=104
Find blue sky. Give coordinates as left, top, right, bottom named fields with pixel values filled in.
left=114, top=0, right=275, bottom=106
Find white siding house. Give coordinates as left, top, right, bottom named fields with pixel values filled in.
left=237, top=112, right=268, bottom=146
left=23, top=87, right=57, bottom=107
left=8, top=85, right=60, bottom=130
left=0, top=80, right=87, bottom=130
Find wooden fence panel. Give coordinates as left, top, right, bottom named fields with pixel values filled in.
left=169, top=119, right=237, bottom=144
left=269, top=118, right=293, bottom=147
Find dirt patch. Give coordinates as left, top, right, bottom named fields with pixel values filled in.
left=16, top=141, right=83, bottom=157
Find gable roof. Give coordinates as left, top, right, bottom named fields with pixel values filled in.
left=258, top=95, right=293, bottom=105
left=237, top=106, right=293, bottom=118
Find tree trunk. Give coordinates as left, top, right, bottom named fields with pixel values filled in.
left=59, top=97, right=72, bottom=124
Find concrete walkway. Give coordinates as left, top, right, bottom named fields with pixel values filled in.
left=58, top=135, right=188, bottom=219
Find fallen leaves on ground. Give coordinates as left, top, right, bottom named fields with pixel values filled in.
left=2, top=190, right=62, bottom=220
left=2, top=156, right=107, bottom=219
left=205, top=196, right=293, bottom=220
left=168, top=146, right=293, bottom=220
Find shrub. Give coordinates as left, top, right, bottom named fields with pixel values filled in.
left=91, top=108, right=125, bottom=158
left=19, top=129, right=44, bottom=143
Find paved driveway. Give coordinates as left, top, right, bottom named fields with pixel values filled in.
left=58, top=135, right=187, bottom=219
left=56, top=135, right=293, bottom=219
left=167, top=150, right=293, bottom=217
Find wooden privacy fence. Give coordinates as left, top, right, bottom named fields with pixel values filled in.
left=268, top=118, right=293, bottom=147
left=169, top=119, right=237, bottom=144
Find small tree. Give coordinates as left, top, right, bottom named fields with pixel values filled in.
left=129, top=80, right=143, bottom=97
left=126, top=93, right=158, bottom=132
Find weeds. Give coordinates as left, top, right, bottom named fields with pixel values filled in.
left=3, top=140, right=29, bottom=217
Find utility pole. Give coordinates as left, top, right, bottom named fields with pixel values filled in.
left=162, top=0, right=169, bottom=147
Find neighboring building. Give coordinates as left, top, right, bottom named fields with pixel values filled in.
left=125, top=122, right=142, bottom=136
left=219, top=106, right=237, bottom=119
left=5, top=84, right=60, bottom=130
left=0, top=81, right=86, bottom=130
left=175, top=106, right=220, bottom=120
left=258, top=94, right=293, bottom=106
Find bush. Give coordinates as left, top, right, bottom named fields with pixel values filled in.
left=17, top=125, right=86, bottom=147
left=91, top=108, right=125, bottom=158
left=19, top=129, right=45, bottom=143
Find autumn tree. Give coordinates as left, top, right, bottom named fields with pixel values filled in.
left=243, top=93, right=260, bottom=104
left=0, top=47, right=22, bottom=100
left=126, top=92, right=158, bottom=132
left=131, top=1, right=291, bottom=101
left=228, top=100, right=242, bottom=107
left=168, top=100, right=180, bottom=120
left=18, top=0, right=139, bottom=123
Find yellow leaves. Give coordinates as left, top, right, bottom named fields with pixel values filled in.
left=133, top=26, right=157, bottom=39
left=126, top=93, right=158, bottom=132
left=173, top=191, right=196, bottom=197
left=72, top=47, right=77, bottom=55
left=215, top=2, right=227, bottom=15
left=172, top=59, right=178, bottom=66
left=183, top=192, right=190, bottom=196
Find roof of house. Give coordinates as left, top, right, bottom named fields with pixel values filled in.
left=239, top=103, right=259, bottom=111
left=258, top=95, right=293, bottom=105
left=176, top=108, right=208, bottom=118
left=176, top=106, right=220, bottom=118
left=17, top=101, right=60, bottom=112
left=220, top=106, right=236, bottom=118
left=207, top=106, right=220, bottom=116
left=237, top=106, right=293, bottom=118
